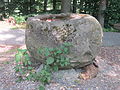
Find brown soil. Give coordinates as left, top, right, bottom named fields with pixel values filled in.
left=0, top=45, right=120, bottom=90
left=0, top=44, right=26, bottom=64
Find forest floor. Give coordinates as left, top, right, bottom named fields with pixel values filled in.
left=0, top=21, right=120, bottom=90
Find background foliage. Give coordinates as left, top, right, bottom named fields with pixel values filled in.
left=0, top=0, right=120, bottom=29
left=105, top=0, right=120, bottom=27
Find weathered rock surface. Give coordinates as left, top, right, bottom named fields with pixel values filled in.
left=25, top=13, right=103, bottom=68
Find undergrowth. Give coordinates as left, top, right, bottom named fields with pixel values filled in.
left=103, top=28, right=119, bottom=32
left=14, top=42, right=72, bottom=90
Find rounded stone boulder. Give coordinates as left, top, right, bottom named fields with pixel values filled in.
left=25, top=13, right=103, bottom=68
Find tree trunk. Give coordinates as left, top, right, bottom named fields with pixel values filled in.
left=44, top=0, right=48, bottom=11
left=30, top=0, right=36, bottom=14
left=61, top=0, right=71, bottom=13
left=73, top=0, right=77, bottom=13
left=53, top=0, right=56, bottom=10
left=98, top=0, right=106, bottom=27
left=0, top=0, right=6, bottom=18
left=79, top=0, right=83, bottom=13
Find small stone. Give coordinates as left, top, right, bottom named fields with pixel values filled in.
left=36, top=64, right=43, bottom=73
left=60, top=86, right=67, bottom=90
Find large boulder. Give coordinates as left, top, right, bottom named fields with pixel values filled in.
left=25, top=13, right=103, bottom=68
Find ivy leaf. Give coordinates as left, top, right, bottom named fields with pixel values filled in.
left=27, top=61, right=32, bottom=65
left=39, top=85, right=45, bottom=90
left=64, top=62, right=69, bottom=66
left=47, top=76, right=51, bottom=82
left=56, top=49, right=62, bottom=54
left=63, top=42, right=72, bottom=47
left=24, top=54, right=30, bottom=61
left=38, top=48, right=44, bottom=54
left=15, top=53, right=22, bottom=63
left=48, top=48, right=54, bottom=52
left=60, top=63, right=65, bottom=67
left=65, top=57, right=69, bottom=62
left=45, top=51, right=50, bottom=56
left=63, top=48, right=68, bottom=53
left=19, top=68, right=23, bottom=73
left=44, top=65, right=51, bottom=72
left=28, top=66, right=33, bottom=70
left=60, top=56, right=65, bottom=61
left=46, top=57, right=54, bottom=65
left=24, top=61, right=28, bottom=66
left=14, top=66, right=19, bottom=72
left=56, top=59, right=60, bottom=63
left=18, top=49, right=27, bottom=53
left=53, top=65, right=58, bottom=72
left=60, top=45, right=65, bottom=50
left=44, top=48, right=50, bottom=56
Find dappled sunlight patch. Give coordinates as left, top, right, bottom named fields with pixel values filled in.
left=15, top=37, right=25, bottom=42
left=11, top=24, right=26, bottom=30
left=0, top=56, right=13, bottom=62
left=0, top=21, right=15, bottom=29
left=0, top=45, right=19, bottom=53
left=0, top=34, right=15, bottom=40
left=108, top=71, right=118, bottom=77
left=0, top=25, right=25, bottom=45
left=0, top=45, right=26, bottom=63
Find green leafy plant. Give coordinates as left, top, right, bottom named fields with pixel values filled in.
left=13, top=15, right=26, bottom=24
left=14, top=49, right=33, bottom=81
left=35, top=42, right=72, bottom=88
left=14, top=42, right=72, bottom=89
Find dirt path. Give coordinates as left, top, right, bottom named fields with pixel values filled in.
left=0, top=21, right=25, bottom=45
left=0, top=46, right=120, bottom=90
